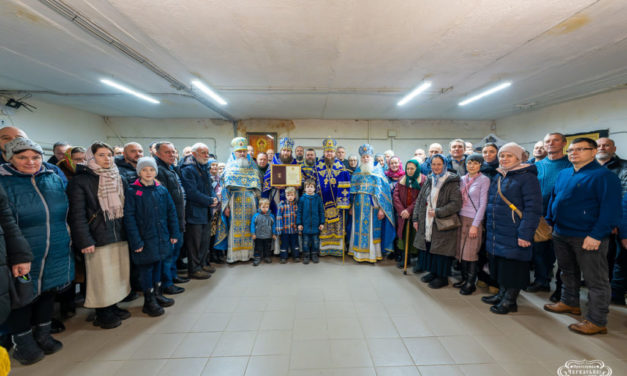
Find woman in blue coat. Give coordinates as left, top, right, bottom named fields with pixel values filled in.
left=0, top=138, right=74, bottom=365
left=124, top=157, right=180, bottom=317
left=482, top=143, right=541, bottom=314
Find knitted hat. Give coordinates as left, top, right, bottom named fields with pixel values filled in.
left=136, top=156, right=158, bottom=174
left=498, top=142, right=524, bottom=161
left=4, top=137, right=43, bottom=161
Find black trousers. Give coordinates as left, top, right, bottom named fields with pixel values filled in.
left=185, top=223, right=210, bottom=273
left=6, top=290, right=56, bottom=334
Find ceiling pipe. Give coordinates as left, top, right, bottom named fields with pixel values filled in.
left=39, top=0, right=236, bottom=121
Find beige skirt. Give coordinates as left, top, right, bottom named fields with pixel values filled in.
left=83, top=241, right=131, bottom=308
left=456, top=216, right=483, bottom=262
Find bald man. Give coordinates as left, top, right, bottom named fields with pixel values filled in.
left=114, top=142, right=144, bottom=184
left=0, top=126, right=67, bottom=185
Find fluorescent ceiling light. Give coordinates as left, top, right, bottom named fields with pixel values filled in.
left=397, top=81, right=432, bottom=106
left=191, top=80, right=227, bottom=106
left=100, top=79, right=159, bottom=104
left=458, top=81, right=512, bottom=106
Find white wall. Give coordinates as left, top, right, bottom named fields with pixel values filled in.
left=496, top=89, right=627, bottom=151
left=0, top=99, right=108, bottom=154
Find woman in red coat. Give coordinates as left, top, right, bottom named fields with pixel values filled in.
left=393, top=159, right=426, bottom=271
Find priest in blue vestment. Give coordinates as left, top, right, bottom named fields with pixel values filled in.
left=349, top=144, right=396, bottom=263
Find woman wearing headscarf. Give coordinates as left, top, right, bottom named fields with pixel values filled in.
left=56, top=146, right=86, bottom=180
left=0, top=138, right=73, bottom=365
left=393, top=159, right=427, bottom=271
left=412, top=154, right=462, bottom=288
left=386, top=156, right=405, bottom=191
left=482, top=142, right=541, bottom=314
left=67, top=141, right=130, bottom=329
left=454, top=153, right=490, bottom=295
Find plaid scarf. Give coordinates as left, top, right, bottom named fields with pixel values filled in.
left=85, top=148, right=125, bottom=221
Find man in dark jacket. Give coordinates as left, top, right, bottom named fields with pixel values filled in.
left=180, top=143, right=217, bottom=279
left=114, top=142, right=144, bottom=185
left=0, top=126, right=67, bottom=186
left=47, top=141, right=70, bottom=165
left=544, top=137, right=622, bottom=335
left=596, top=137, right=627, bottom=305
left=155, top=142, right=188, bottom=293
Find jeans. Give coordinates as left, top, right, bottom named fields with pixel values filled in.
left=302, top=233, right=320, bottom=256
left=531, top=240, right=556, bottom=286
left=553, top=233, right=610, bottom=327
left=280, top=233, right=300, bottom=259
left=6, top=290, right=56, bottom=334
left=162, top=239, right=183, bottom=287
left=137, top=261, right=162, bottom=291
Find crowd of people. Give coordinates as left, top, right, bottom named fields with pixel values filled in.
left=0, top=124, right=625, bottom=367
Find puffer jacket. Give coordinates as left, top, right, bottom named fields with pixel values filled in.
left=155, top=156, right=186, bottom=232
left=412, top=173, right=462, bottom=257
left=67, top=164, right=127, bottom=250
left=124, top=180, right=180, bottom=265
left=297, top=193, right=325, bottom=234
left=0, top=164, right=74, bottom=298
left=486, top=164, right=542, bottom=262
left=0, top=184, right=33, bottom=323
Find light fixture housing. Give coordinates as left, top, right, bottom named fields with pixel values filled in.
left=397, top=81, right=432, bottom=106
left=100, top=79, right=159, bottom=104
left=458, top=81, right=512, bottom=106
left=191, top=80, right=228, bottom=106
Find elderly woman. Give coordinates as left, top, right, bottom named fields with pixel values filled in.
left=67, top=142, right=130, bottom=329
left=482, top=143, right=541, bottom=314
left=412, top=154, right=462, bottom=289
left=454, top=153, right=490, bottom=295
left=346, top=154, right=359, bottom=175
left=0, top=138, right=74, bottom=365
left=386, top=156, right=405, bottom=191
left=56, top=146, right=86, bottom=180
left=393, top=159, right=427, bottom=270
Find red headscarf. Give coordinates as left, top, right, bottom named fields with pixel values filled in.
left=385, top=156, right=405, bottom=180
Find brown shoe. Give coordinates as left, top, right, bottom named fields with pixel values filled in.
left=543, top=301, right=581, bottom=315
left=568, top=320, right=607, bottom=335
left=189, top=270, right=211, bottom=280
left=202, top=265, right=216, bottom=273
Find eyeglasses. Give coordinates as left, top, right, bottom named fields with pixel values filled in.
left=566, top=147, right=595, bottom=153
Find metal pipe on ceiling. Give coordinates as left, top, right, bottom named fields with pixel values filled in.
left=39, top=0, right=236, bottom=122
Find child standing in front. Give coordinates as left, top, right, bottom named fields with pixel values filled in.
left=251, top=198, right=276, bottom=266
left=276, top=187, right=300, bottom=263
left=124, top=157, right=180, bottom=317
left=297, top=179, right=325, bottom=264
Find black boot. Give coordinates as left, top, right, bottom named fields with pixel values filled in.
left=420, top=273, right=436, bottom=283
left=142, top=289, right=165, bottom=317
left=490, top=288, right=519, bottom=314
left=481, top=287, right=505, bottom=305
left=155, top=283, right=175, bottom=307
left=453, top=261, right=468, bottom=288
left=11, top=329, right=45, bottom=365
left=428, top=276, right=449, bottom=289
left=312, top=252, right=320, bottom=264
left=33, top=321, right=63, bottom=355
left=460, top=262, right=477, bottom=295
left=410, top=256, right=420, bottom=274
left=396, top=252, right=405, bottom=269
left=253, top=257, right=261, bottom=266
left=93, top=306, right=122, bottom=329
left=303, top=252, right=310, bottom=264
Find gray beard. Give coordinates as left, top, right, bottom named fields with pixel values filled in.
left=360, top=161, right=374, bottom=174
left=236, top=157, right=250, bottom=168
left=596, top=152, right=611, bottom=161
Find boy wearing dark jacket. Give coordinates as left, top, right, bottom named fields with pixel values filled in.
left=124, top=157, right=180, bottom=317
left=297, top=179, right=325, bottom=264
left=251, top=199, right=276, bottom=266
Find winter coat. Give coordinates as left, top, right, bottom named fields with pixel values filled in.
left=155, top=156, right=186, bottom=232
left=393, top=175, right=426, bottom=239
left=251, top=211, right=276, bottom=239
left=0, top=184, right=33, bottom=323
left=604, top=155, right=627, bottom=196
left=412, top=173, right=462, bottom=257
left=124, top=180, right=180, bottom=265
left=115, top=155, right=138, bottom=186
left=67, top=164, right=127, bottom=250
left=0, top=164, right=74, bottom=298
left=297, top=193, right=325, bottom=234
left=480, top=160, right=499, bottom=179
left=180, top=157, right=216, bottom=225
left=486, top=164, right=542, bottom=262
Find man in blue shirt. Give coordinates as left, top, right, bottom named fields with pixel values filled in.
left=544, top=137, right=622, bottom=335
left=527, top=133, right=571, bottom=295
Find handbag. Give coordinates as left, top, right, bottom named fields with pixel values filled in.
left=8, top=271, right=34, bottom=309
left=435, top=214, right=461, bottom=231
left=497, top=176, right=552, bottom=242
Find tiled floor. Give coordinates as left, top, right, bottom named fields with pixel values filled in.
left=10, top=257, right=627, bottom=375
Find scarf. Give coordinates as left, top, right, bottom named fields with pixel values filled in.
left=385, top=156, right=405, bottom=180
left=496, top=159, right=524, bottom=176
left=59, top=148, right=78, bottom=174
left=425, top=171, right=449, bottom=241
left=404, top=159, right=422, bottom=190
left=85, top=148, right=125, bottom=221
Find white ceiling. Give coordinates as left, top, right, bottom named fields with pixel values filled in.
left=1, top=0, right=627, bottom=120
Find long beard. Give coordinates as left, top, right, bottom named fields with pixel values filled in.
left=360, top=161, right=374, bottom=174
left=324, top=157, right=334, bottom=167
left=280, top=155, right=293, bottom=164
left=236, top=157, right=250, bottom=168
